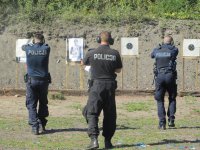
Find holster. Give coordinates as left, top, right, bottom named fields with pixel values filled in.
left=114, top=80, right=118, bottom=89
left=82, top=105, right=88, bottom=123
left=153, top=67, right=158, bottom=77
left=173, top=71, right=177, bottom=79
left=48, top=73, right=52, bottom=83
left=24, top=74, right=28, bottom=83
left=87, top=79, right=93, bottom=89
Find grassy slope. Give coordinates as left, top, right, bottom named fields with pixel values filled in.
left=0, top=0, right=200, bottom=28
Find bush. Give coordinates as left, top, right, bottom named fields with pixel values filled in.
left=1, top=0, right=200, bottom=25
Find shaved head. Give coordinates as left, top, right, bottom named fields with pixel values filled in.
left=164, top=35, right=173, bottom=44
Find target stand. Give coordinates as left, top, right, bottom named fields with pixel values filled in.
left=121, top=37, right=139, bottom=90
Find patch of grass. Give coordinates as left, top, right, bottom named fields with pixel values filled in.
left=49, top=92, right=65, bottom=100
left=193, top=109, right=200, bottom=114
left=184, top=95, right=197, bottom=104
left=123, top=102, right=152, bottom=112
left=70, top=103, right=82, bottom=110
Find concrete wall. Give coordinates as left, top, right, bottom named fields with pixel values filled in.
left=1, top=20, right=200, bottom=92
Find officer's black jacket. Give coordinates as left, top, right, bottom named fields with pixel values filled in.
left=83, top=45, right=122, bottom=80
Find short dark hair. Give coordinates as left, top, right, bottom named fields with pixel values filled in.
left=34, top=33, right=44, bottom=42
left=100, top=31, right=111, bottom=42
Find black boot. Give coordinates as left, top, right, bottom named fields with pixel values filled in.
left=86, top=137, right=99, bottom=150
left=31, top=127, right=39, bottom=135
left=105, top=138, right=113, bottom=149
left=158, top=124, right=166, bottom=130
left=168, top=120, right=175, bottom=127
left=158, top=120, right=166, bottom=130
left=38, top=119, right=47, bottom=133
left=39, top=123, right=46, bottom=133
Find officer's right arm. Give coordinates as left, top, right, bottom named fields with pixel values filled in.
left=151, top=48, right=156, bottom=58
left=82, top=52, right=90, bottom=66
left=22, top=45, right=27, bottom=51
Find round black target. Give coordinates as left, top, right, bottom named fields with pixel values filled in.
left=126, top=43, right=133, bottom=50
left=188, top=44, right=195, bottom=51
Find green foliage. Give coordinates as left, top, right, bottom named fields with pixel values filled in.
left=1, top=0, right=200, bottom=25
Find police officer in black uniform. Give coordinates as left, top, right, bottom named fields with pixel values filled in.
left=82, top=31, right=122, bottom=149
left=22, top=33, right=51, bottom=135
left=151, top=35, right=178, bottom=130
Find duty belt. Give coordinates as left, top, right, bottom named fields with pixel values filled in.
left=94, top=78, right=115, bottom=81
left=29, top=76, right=49, bottom=81
left=157, top=68, right=173, bottom=74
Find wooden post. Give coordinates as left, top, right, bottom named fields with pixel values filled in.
left=15, top=63, right=19, bottom=89
left=65, top=64, right=69, bottom=89
left=195, top=58, right=199, bottom=90
left=135, top=56, right=139, bottom=90
left=79, top=64, right=84, bottom=90
left=121, top=57, right=124, bottom=90
left=182, top=57, right=185, bottom=92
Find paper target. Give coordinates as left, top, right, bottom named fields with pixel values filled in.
left=183, top=39, right=200, bottom=57
left=121, top=37, right=139, bottom=56
left=67, top=38, right=84, bottom=62
left=16, top=39, right=32, bottom=63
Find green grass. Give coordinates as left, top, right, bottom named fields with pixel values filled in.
left=70, top=103, right=82, bottom=110
left=123, top=102, right=153, bottom=112
left=193, top=109, right=200, bottom=114
left=184, top=95, right=197, bottom=104
left=0, top=96, right=199, bottom=150
left=48, top=92, right=65, bottom=100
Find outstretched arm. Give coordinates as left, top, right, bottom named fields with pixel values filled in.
left=151, top=49, right=156, bottom=58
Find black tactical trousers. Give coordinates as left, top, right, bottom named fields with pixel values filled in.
left=154, top=72, right=177, bottom=125
left=26, top=78, right=49, bottom=129
left=83, top=80, right=117, bottom=139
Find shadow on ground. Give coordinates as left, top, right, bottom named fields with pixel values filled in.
left=43, top=124, right=138, bottom=135
left=168, top=126, right=200, bottom=130
left=97, top=139, right=200, bottom=149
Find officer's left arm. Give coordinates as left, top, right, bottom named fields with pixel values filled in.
left=48, top=46, right=51, bottom=54
left=115, top=51, right=123, bottom=73
left=174, top=47, right=179, bottom=56
left=172, top=47, right=179, bottom=60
